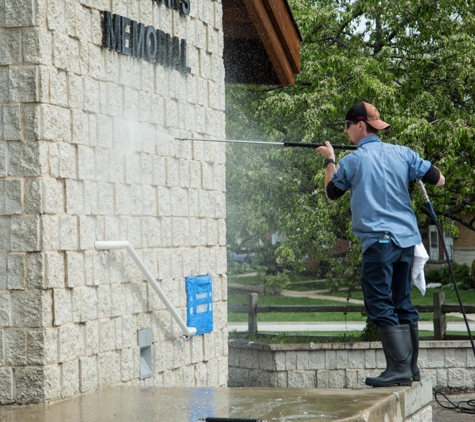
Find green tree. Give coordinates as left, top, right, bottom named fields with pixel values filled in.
left=226, top=0, right=475, bottom=278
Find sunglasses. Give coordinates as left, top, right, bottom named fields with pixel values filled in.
left=344, top=121, right=360, bottom=129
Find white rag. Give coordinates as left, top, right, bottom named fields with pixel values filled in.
left=412, top=243, right=429, bottom=295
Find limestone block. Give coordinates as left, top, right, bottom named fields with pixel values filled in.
left=4, top=329, right=26, bottom=366
left=0, top=368, right=14, bottom=404
left=196, top=79, right=207, bottom=109
left=426, top=348, right=445, bottom=368
left=49, top=68, right=69, bottom=107
left=81, top=286, right=99, bottom=322
left=336, top=350, right=349, bottom=370
left=124, top=153, right=141, bottom=184
left=53, top=288, right=72, bottom=326
left=41, top=328, right=58, bottom=365
left=158, top=218, right=171, bottom=247
left=42, top=104, right=71, bottom=142
left=138, top=92, right=153, bottom=123
left=104, top=217, right=120, bottom=244
left=27, top=330, right=45, bottom=365
left=0, top=28, right=21, bottom=65
left=2, top=105, right=21, bottom=141
left=129, top=281, right=148, bottom=315
left=68, top=73, right=85, bottom=110
left=71, top=108, right=89, bottom=145
left=83, top=182, right=98, bottom=215
left=47, top=0, right=66, bottom=32
left=76, top=5, right=93, bottom=43
left=183, top=248, right=199, bottom=276
left=98, top=352, right=121, bottom=387
left=42, top=366, right=61, bottom=403
left=78, top=146, right=96, bottom=181
left=14, top=367, right=44, bottom=404
left=61, top=360, right=80, bottom=398
left=218, top=219, right=226, bottom=246
left=27, top=253, right=45, bottom=289
left=205, top=219, right=218, bottom=246
left=65, top=252, right=85, bottom=288
left=0, top=180, right=21, bottom=216
left=97, top=284, right=112, bottom=318
left=122, top=315, right=137, bottom=349
left=144, top=217, right=161, bottom=249
left=99, top=319, right=116, bottom=352
left=448, top=367, right=468, bottom=388
left=49, top=142, right=77, bottom=179
left=8, top=67, right=37, bottom=102
left=11, top=216, right=39, bottom=252
left=215, top=247, right=226, bottom=275
left=119, top=347, right=135, bottom=382
left=158, top=187, right=171, bottom=216
left=455, top=348, right=467, bottom=367
left=108, top=150, right=124, bottom=183
left=165, top=98, right=179, bottom=128
left=80, top=0, right=110, bottom=11
left=24, top=179, right=41, bottom=215
left=151, top=95, right=165, bottom=127
left=199, top=190, right=214, bottom=217
left=85, top=320, right=99, bottom=355
left=58, top=215, right=78, bottom=251
left=42, top=178, right=65, bottom=215
left=0, top=253, right=24, bottom=290
left=84, top=77, right=100, bottom=113
left=97, top=183, right=114, bottom=215
left=23, top=28, right=52, bottom=66
left=66, top=180, right=84, bottom=215
left=54, top=33, right=81, bottom=74
left=79, top=356, right=99, bottom=394
left=106, top=82, right=123, bottom=117
left=142, top=185, right=157, bottom=216
left=85, top=114, right=97, bottom=148
left=8, top=141, right=44, bottom=177
left=0, top=142, right=7, bottom=178
left=45, top=252, right=65, bottom=289
left=58, top=324, right=84, bottom=363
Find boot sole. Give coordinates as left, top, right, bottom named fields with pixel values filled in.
left=365, top=379, right=412, bottom=387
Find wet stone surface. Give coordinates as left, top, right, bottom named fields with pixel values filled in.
left=431, top=391, right=475, bottom=422
left=0, top=386, right=408, bottom=422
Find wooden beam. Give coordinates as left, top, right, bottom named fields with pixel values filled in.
left=241, top=0, right=295, bottom=86
left=262, top=0, right=301, bottom=73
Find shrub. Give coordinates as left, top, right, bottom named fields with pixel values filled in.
left=424, top=262, right=474, bottom=289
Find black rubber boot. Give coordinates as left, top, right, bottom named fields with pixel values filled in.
left=409, top=322, right=420, bottom=381
left=365, top=324, right=413, bottom=387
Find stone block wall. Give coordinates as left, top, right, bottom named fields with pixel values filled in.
left=0, top=0, right=227, bottom=404
left=229, top=340, right=475, bottom=390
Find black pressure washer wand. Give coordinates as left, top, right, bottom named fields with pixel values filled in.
left=175, top=137, right=357, bottom=150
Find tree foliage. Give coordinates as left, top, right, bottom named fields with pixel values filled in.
left=226, top=0, right=475, bottom=275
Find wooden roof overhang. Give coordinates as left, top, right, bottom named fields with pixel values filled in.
left=222, top=0, right=301, bottom=86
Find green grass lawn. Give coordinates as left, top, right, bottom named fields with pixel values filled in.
left=228, top=285, right=475, bottom=324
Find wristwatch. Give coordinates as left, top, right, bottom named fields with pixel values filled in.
left=324, top=158, right=336, bottom=167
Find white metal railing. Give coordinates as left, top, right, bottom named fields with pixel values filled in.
left=95, top=241, right=197, bottom=337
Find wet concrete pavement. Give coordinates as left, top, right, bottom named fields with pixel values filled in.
left=0, top=384, right=432, bottom=422
left=431, top=391, right=475, bottom=422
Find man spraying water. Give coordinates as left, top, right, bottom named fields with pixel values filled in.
left=316, top=101, right=445, bottom=387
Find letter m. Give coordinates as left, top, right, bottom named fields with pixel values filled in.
left=103, top=11, right=122, bottom=52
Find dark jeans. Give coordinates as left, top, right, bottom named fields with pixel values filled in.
left=360, top=241, right=418, bottom=327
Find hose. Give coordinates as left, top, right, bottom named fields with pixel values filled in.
left=418, top=181, right=475, bottom=415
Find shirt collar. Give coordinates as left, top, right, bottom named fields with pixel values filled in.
left=357, top=135, right=381, bottom=148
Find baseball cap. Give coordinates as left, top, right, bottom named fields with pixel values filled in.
left=345, top=101, right=390, bottom=130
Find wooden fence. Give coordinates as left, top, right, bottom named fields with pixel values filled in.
left=228, top=291, right=475, bottom=340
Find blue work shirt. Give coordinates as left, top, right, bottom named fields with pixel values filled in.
left=331, top=135, right=431, bottom=251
